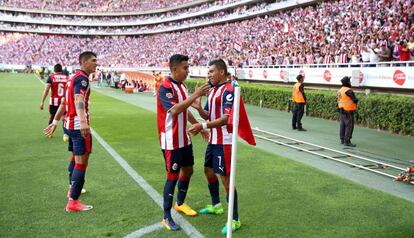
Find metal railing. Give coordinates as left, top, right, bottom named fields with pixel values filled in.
left=253, top=127, right=413, bottom=185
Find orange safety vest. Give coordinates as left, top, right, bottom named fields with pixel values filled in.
left=292, top=82, right=305, bottom=103
left=337, top=87, right=357, bottom=111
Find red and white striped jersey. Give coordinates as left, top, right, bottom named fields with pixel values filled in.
left=157, top=77, right=191, bottom=150
left=64, top=70, right=90, bottom=130
left=339, top=53, right=348, bottom=64
left=47, top=73, right=68, bottom=106
left=205, top=81, right=234, bottom=145
left=323, top=55, right=332, bottom=64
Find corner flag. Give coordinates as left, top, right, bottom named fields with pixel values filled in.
left=227, top=84, right=256, bottom=146
left=226, top=85, right=255, bottom=238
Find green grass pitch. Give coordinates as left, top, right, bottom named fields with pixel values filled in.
left=0, top=73, right=413, bottom=238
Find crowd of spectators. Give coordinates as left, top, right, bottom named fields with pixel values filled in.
left=0, top=3, right=267, bottom=33
left=0, top=0, right=413, bottom=67
left=0, top=0, right=197, bottom=12
left=0, top=0, right=239, bottom=23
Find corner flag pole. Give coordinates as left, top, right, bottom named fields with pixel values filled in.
left=226, top=86, right=241, bottom=238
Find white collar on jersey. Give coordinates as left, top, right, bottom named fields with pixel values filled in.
left=213, top=81, right=228, bottom=88
left=168, top=76, right=182, bottom=85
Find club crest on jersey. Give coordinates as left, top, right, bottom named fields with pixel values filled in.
left=172, top=163, right=178, bottom=171
left=81, top=80, right=88, bottom=87
left=166, top=93, right=173, bottom=99
left=226, top=94, right=233, bottom=102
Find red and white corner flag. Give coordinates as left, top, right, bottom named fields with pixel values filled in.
left=227, top=85, right=256, bottom=146
left=226, top=84, right=255, bottom=237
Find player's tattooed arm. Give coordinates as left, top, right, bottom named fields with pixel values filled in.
left=76, top=101, right=85, bottom=110
left=75, top=94, right=86, bottom=116
left=75, top=94, right=85, bottom=109
left=75, top=94, right=90, bottom=136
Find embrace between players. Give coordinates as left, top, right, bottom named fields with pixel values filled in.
left=43, top=53, right=242, bottom=235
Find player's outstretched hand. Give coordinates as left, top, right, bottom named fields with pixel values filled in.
left=194, top=84, right=211, bottom=97
left=189, top=123, right=202, bottom=136
left=200, top=129, right=209, bottom=142
left=43, top=124, right=57, bottom=137
left=40, top=103, right=44, bottom=110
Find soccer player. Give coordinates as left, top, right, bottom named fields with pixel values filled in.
left=43, top=84, right=86, bottom=199
left=40, top=64, right=69, bottom=125
left=63, top=51, right=97, bottom=212
left=157, top=54, right=211, bottom=231
left=189, top=59, right=241, bottom=235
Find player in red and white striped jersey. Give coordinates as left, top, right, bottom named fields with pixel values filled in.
left=157, top=54, right=210, bottom=231
left=189, top=59, right=241, bottom=234
left=43, top=80, right=86, bottom=198
left=64, top=70, right=91, bottom=131
left=63, top=51, right=97, bottom=212
left=40, top=64, right=69, bottom=125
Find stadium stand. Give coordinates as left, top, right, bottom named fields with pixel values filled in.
left=0, top=0, right=413, bottom=68
left=0, top=0, right=200, bottom=13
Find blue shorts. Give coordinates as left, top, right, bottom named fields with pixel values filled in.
left=64, top=128, right=92, bottom=156
left=49, top=105, right=59, bottom=115
left=205, top=144, right=232, bottom=176
left=162, top=145, right=194, bottom=173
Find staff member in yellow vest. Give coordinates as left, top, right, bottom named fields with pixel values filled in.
left=292, top=74, right=307, bottom=131
left=337, top=76, right=358, bottom=147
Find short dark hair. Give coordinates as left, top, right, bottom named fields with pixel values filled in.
left=79, top=51, right=96, bottom=65
left=208, top=59, right=228, bottom=75
left=296, top=75, right=304, bottom=81
left=54, top=64, right=62, bottom=72
left=169, top=54, right=189, bottom=70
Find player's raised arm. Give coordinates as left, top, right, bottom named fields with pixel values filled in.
left=191, top=83, right=209, bottom=120
left=160, top=55, right=210, bottom=117
left=189, top=60, right=233, bottom=136
left=168, top=83, right=210, bottom=117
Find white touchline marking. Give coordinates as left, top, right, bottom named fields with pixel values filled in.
left=36, top=74, right=203, bottom=237
left=36, top=75, right=45, bottom=85
left=91, top=128, right=204, bottom=238
left=124, top=223, right=163, bottom=238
